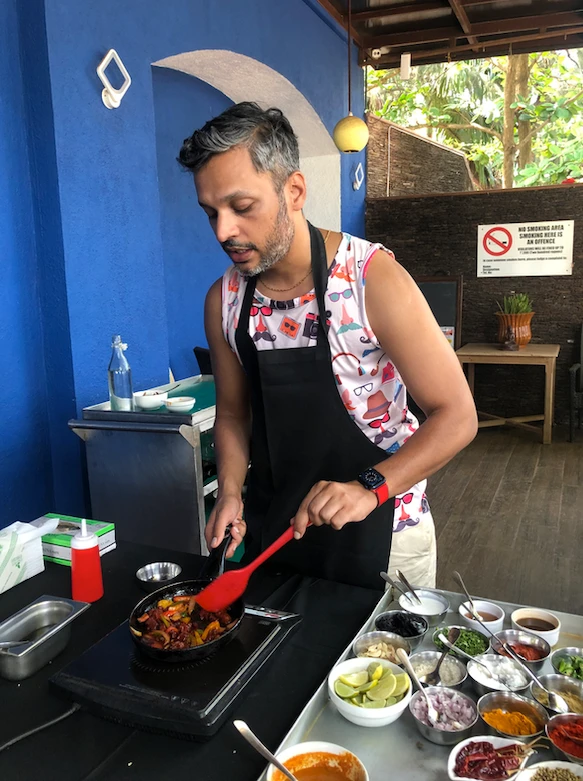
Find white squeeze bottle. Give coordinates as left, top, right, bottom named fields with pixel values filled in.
left=71, top=519, right=104, bottom=602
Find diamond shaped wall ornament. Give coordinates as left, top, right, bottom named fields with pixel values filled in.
left=96, top=49, right=132, bottom=109
left=352, top=162, right=364, bottom=191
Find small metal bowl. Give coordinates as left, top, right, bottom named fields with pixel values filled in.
left=135, top=562, right=182, bottom=592
left=409, top=650, right=467, bottom=688
left=551, top=646, right=583, bottom=679
left=492, top=629, right=551, bottom=672
left=531, top=673, right=583, bottom=715
left=477, top=691, right=549, bottom=739
left=352, top=631, right=411, bottom=663
left=546, top=713, right=583, bottom=765
left=467, top=654, right=531, bottom=697
left=432, top=624, right=491, bottom=657
left=409, top=686, right=478, bottom=745
left=398, top=589, right=450, bottom=628
left=374, top=610, right=428, bottom=650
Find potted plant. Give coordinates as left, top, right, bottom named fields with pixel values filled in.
left=495, top=293, right=534, bottom=347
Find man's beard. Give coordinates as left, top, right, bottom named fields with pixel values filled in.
left=223, top=197, right=295, bottom=278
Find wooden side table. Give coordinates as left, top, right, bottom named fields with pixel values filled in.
left=456, top=343, right=560, bottom=444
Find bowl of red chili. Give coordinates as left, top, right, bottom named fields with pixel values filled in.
left=546, top=714, right=583, bottom=765
left=492, top=629, right=551, bottom=672
left=447, top=735, right=535, bottom=780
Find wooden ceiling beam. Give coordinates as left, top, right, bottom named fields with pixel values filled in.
left=447, top=0, right=479, bottom=48
left=351, top=2, right=446, bottom=22
left=314, top=0, right=366, bottom=47
left=470, top=10, right=583, bottom=36
left=362, top=24, right=465, bottom=48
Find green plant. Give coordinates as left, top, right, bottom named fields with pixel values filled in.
left=496, top=293, right=533, bottom=313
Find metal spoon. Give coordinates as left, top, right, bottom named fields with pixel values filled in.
left=461, top=604, right=570, bottom=715
left=453, top=571, right=478, bottom=616
left=396, top=569, right=423, bottom=606
left=436, top=632, right=510, bottom=690
left=396, top=647, right=440, bottom=727
left=421, top=627, right=460, bottom=686
left=379, top=571, right=417, bottom=606
left=233, top=720, right=298, bottom=781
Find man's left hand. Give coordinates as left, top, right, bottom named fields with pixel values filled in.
left=291, top=480, right=378, bottom=540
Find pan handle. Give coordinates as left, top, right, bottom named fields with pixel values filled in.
left=197, top=526, right=233, bottom=581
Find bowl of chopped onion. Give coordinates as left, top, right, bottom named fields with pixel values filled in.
left=409, top=686, right=478, bottom=745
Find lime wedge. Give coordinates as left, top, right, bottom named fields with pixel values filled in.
left=368, top=663, right=384, bottom=681
left=385, top=696, right=398, bottom=706
left=339, top=671, right=369, bottom=688
left=366, top=674, right=396, bottom=701
left=334, top=680, right=357, bottom=699
left=361, top=698, right=386, bottom=709
left=392, top=673, right=410, bottom=697
left=357, top=679, right=378, bottom=693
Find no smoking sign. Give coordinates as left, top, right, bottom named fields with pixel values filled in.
left=483, top=226, right=512, bottom=256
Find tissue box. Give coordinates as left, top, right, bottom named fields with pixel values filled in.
left=41, top=514, right=116, bottom=566
left=0, top=517, right=59, bottom=595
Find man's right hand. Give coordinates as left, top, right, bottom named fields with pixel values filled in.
left=206, top=493, right=246, bottom=559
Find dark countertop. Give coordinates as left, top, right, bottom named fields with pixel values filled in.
left=0, top=541, right=382, bottom=781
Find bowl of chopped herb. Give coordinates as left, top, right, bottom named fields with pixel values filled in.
left=552, top=648, right=583, bottom=682
left=433, top=624, right=490, bottom=657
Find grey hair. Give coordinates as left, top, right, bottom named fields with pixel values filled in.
left=178, top=102, right=300, bottom=191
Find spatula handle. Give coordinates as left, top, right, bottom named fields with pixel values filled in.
left=240, top=526, right=296, bottom=576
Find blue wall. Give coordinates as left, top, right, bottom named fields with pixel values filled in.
left=0, top=0, right=53, bottom=525
left=0, top=0, right=366, bottom=524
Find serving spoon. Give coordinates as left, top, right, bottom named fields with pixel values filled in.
left=436, top=632, right=511, bottom=691
left=453, top=571, right=478, bottom=615
left=420, top=627, right=460, bottom=686
left=396, top=569, right=423, bottom=606
left=397, top=647, right=442, bottom=727
left=234, top=720, right=298, bottom=781
left=379, top=571, right=417, bottom=606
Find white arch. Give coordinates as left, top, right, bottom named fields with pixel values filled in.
left=152, top=50, right=341, bottom=229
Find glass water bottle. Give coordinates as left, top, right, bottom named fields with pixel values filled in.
left=108, top=335, right=133, bottom=411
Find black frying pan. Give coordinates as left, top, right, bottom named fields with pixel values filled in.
left=129, top=533, right=244, bottom=663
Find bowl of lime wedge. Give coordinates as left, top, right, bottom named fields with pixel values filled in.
left=328, top=656, right=412, bottom=727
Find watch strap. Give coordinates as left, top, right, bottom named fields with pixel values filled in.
left=371, top=481, right=390, bottom=506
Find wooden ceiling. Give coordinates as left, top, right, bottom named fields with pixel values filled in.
left=316, top=0, right=583, bottom=70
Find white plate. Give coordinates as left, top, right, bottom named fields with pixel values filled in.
left=515, top=760, right=583, bottom=779
left=448, top=736, right=531, bottom=781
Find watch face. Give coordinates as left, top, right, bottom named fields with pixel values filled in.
left=360, top=468, right=385, bottom=490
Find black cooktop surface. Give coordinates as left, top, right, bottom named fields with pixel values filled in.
left=50, top=606, right=301, bottom=739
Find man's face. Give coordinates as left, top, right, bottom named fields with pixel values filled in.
left=195, top=146, right=295, bottom=277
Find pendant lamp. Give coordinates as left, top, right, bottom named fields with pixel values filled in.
left=333, top=0, right=369, bottom=153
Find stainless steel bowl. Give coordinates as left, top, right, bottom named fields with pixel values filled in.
left=352, top=631, right=411, bottom=663
left=492, top=629, right=551, bottom=672
left=531, top=673, right=583, bottom=715
left=477, top=690, right=548, bottom=738
left=546, top=713, right=583, bottom=765
left=397, top=589, right=450, bottom=628
left=374, top=610, right=429, bottom=650
left=432, top=624, right=491, bottom=656
left=135, top=562, right=182, bottom=592
left=467, top=654, right=530, bottom=697
left=409, top=686, right=478, bottom=745
left=551, top=646, right=583, bottom=679
left=409, top=650, right=467, bottom=688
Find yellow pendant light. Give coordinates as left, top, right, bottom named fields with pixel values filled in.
left=333, top=0, right=369, bottom=153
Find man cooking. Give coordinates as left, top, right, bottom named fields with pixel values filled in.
left=178, top=102, right=477, bottom=590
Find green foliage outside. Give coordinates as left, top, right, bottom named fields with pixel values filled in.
left=367, top=50, right=583, bottom=189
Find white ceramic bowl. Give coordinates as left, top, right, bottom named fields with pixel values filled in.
left=133, top=390, right=168, bottom=410
left=448, top=735, right=531, bottom=780
left=511, top=608, right=561, bottom=648
left=266, top=741, right=368, bottom=781
left=165, top=396, right=195, bottom=413
left=398, top=589, right=450, bottom=627
left=515, top=761, right=583, bottom=780
left=328, top=657, right=412, bottom=728
left=459, top=599, right=505, bottom=635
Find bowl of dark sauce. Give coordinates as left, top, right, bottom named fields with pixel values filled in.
left=511, top=608, right=561, bottom=647
left=374, top=610, right=428, bottom=650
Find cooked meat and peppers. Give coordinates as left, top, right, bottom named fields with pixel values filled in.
left=132, top=595, right=236, bottom=650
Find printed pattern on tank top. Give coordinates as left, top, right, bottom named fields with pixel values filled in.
left=221, top=233, right=430, bottom=533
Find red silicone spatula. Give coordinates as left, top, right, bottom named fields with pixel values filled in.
left=196, top=524, right=304, bottom=612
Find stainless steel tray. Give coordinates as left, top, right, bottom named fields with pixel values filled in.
left=0, top=595, right=90, bottom=681
left=257, top=588, right=583, bottom=780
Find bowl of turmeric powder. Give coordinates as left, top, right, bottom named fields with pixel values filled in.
left=477, top=691, right=549, bottom=739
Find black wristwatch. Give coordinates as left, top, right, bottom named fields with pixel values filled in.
left=357, top=467, right=389, bottom=506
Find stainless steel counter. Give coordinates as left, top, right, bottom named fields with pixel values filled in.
left=258, top=588, right=583, bottom=781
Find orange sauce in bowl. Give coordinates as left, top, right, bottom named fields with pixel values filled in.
left=272, top=751, right=365, bottom=781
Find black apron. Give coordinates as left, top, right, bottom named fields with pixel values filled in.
left=235, top=222, right=393, bottom=590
